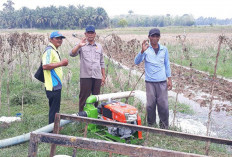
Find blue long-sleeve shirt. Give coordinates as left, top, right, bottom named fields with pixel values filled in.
left=134, top=43, right=171, bottom=82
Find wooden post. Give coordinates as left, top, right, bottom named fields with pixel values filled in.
left=144, top=131, right=150, bottom=146
left=28, top=133, right=39, bottom=157
left=50, top=113, right=61, bottom=157
left=84, top=123, right=88, bottom=138
left=72, top=147, right=77, bottom=157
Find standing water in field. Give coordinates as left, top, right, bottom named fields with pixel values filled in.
left=134, top=90, right=232, bottom=139
left=168, top=91, right=232, bottom=139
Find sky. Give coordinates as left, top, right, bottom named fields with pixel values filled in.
left=0, top=0, right=231, bottom=19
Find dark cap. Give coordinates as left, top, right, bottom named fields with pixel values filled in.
left=50, top=31, right=65, bottom=39
left=85, top=25, right=95, bottom=33
left=148, top=28, right=160, bottom=36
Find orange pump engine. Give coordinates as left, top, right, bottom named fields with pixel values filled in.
left=98, top=101, right=142, bottom=139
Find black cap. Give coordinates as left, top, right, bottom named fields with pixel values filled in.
left=149, top=28, right=160, bottom=36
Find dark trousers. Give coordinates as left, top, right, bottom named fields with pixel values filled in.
left=146, top=81, right=169, bottom=129
left=79, top=78, right=102, bottom=112
left=46, top=89, right=61, bottom=124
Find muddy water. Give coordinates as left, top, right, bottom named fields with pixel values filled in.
left=134, top=90, right=232, bottom=139
left=169, top=91, right=232, bottom=139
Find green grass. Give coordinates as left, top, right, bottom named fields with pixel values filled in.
left=2, top=25, right=231, bottom=35
left=169, top=98, right=194, bottom=115
left=146, top=133, right=230, bottom=156
left=96, top=25, right=232, bottom=35
left=168, top=44, right=232, bottom=78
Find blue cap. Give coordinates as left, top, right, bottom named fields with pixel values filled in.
left=85, top=25, right=95, bottom=32
left=50, top=31, right=66, bottom=39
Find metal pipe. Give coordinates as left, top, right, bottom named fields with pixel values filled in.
left=0, top=118, right=72, bottom=148
left=96, top=91, right=135, bottom=102
left=0, top=91, right=136, bottom=148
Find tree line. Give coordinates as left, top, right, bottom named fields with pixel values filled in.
left=112, top=14, right=195, bottom=27
left=0, top=0, right=232, bottom=29
left=112, top=14, right=232, bottom=27
left=0, top=0, right=110, bottom=29
left=195, top=17, right=232, bottom=26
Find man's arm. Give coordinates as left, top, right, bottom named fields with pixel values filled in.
left=164, top=47, right=171, bottom=76
left=164, top=47, right=172, bottom=90
left=134, top=52, right=145, bottom=65
left=167, top=77, right=172, bottom=90
left=101, top=68, right=106, bottom=86
left=43, top=58, right=68, bottom=70
left=70, top=37, right=87, bottom=57
left=70, top=44, right=82, bottom=56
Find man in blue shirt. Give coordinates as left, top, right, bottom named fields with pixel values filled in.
left=134, top=28, right=172, bottom=129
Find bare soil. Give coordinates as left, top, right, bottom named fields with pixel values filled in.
left=62, top=31, right=232, bottom=113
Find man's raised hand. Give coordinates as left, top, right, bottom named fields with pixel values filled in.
left=141, top=40, right=149, bottom=54
left=79, top=37, right=87, bottom=47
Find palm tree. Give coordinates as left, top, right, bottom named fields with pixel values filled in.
left=18, top=7, right=35, bottom=28
left=2, top=0, right=15, bottom=28
left=128, top=10, right=134, bottom=15
left=3, top=0, right=15, bottom=13
left=76, top=5, right=86, bottom=28
left=95, top=7, right=109, bottom=28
